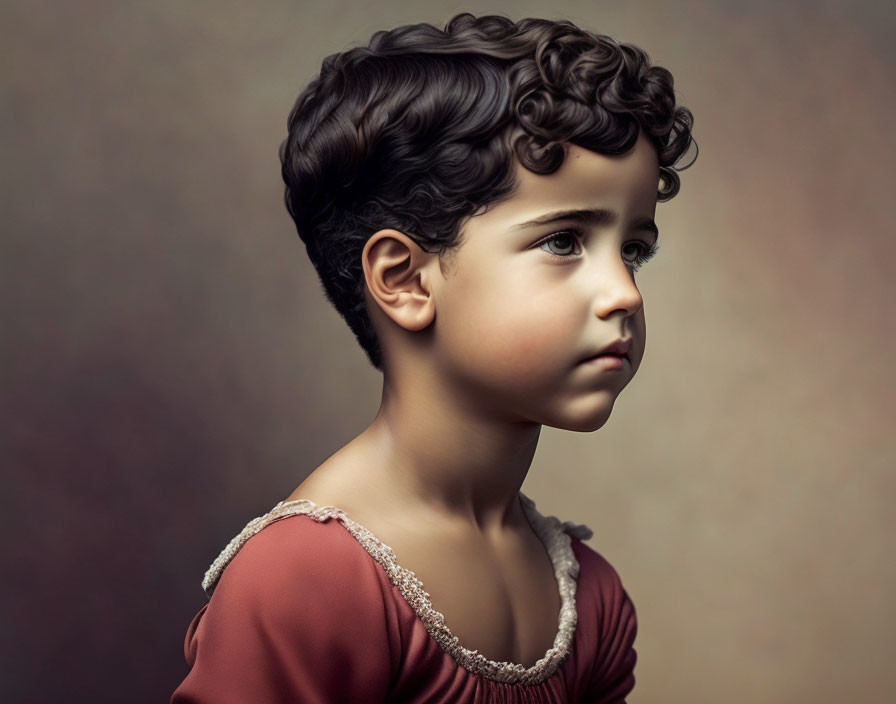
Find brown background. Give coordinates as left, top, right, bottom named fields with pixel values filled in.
left=3, top=1, right=894, bottom=702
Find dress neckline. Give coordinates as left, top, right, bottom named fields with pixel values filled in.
left=201, top=491, right=593, bottom=685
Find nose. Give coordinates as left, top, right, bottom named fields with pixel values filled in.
left=591, top=258, right=644, bottom=321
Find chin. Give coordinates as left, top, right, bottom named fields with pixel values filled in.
left=560, top=416, right=612, bottom=433
left=547, top=400, right=616, bottom=433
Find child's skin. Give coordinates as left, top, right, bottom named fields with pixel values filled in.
left=287, top=128, right=658, bottom=667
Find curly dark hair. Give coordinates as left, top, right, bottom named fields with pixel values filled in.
left=279, top=12, right=697, bottom=371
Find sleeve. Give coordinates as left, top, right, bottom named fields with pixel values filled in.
left=581, top=546, right=638, bottom=703
left=170, top=517, right=396, bottom=704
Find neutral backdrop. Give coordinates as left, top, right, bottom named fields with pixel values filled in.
left=3, top=1, right=894, bottom=702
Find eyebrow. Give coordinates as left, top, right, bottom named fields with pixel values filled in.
left=510, top=208, right=659, bottom=239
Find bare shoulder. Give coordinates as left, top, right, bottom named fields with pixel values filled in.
left=284, top=458, right=391, bottom=525
left=285, top=471, right=438, bottom=560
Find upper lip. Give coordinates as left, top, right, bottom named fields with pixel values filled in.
left=583, top=339, right=633, bottom=361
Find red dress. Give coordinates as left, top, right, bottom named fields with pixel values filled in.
left=171, top=492, right=637, bottom=703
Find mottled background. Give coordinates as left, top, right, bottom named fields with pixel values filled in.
left=3, top=0, right=894, bottom=702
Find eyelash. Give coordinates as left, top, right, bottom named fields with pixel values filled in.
left=535, top=228, right=660, bottom=272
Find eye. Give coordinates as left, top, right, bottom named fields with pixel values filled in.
left=623, top=239, right=660, bottom=272
left=536, top=229, right=582, bottom=259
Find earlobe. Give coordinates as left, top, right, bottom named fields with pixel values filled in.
left=362, top=230, right=435, bottom=332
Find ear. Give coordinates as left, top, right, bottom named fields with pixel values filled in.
left=361, top=229, right=436, bottom=332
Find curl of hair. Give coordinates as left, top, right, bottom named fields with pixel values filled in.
left=279, top=13, right=697, bottom=371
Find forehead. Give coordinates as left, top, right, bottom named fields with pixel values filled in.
left=461, top=131, right=660, bottom=239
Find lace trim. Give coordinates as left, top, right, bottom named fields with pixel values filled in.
left=201, top=491, right=593, bottom=685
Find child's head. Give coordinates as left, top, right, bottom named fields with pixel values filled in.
left=279, top=13, right=695, bottom=390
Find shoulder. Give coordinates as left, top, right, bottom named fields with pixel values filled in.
left=174, top=512, right=398, bottom=703
left=520, top=492, right=635, bottom=616
left=569, top=536, right=638, bottom=701
left=520, top=494, right=637, bottom=644
left=522, top=493, right=635, bottom=617
left=210, top=512, right=382, bottom=599
left=516, top=494, right=637, bottom=700
left=205, top=511, right=401, bottom=649
left=570, top=538, right=635, bottom=609
left=570, top=536, right=637, bottom=638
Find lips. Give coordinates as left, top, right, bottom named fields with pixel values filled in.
left=582, top=338, right=633, bottom=362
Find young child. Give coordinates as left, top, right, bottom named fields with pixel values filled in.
left=172, top=12, right=695, bottom=703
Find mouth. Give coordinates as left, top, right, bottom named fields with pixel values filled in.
left=581, top=353, right=628, bottom=370
left=580, top=339, right=633, bottom=364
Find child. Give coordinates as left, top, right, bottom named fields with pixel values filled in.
left=172, top=12, right=695, bottom=703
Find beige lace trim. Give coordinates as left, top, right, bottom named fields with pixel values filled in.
left=201, top=491, right=594, bottom=685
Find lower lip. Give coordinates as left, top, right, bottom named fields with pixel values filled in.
left=583, top=354, right=628, bottom=370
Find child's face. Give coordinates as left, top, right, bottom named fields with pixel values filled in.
left=430, top=130, right=659, bottom=432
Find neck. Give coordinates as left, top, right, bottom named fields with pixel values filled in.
left=353, top=369, right=542, bottom=536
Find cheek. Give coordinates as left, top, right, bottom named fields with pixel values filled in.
left=439, top=273, right=579, bottom=377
